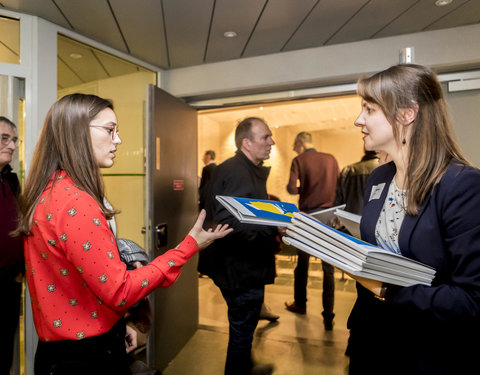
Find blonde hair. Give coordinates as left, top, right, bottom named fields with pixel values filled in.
left=17, top=94, right=117, bottom=235
left=295, top=132, right=312, bottom=144
left=358, top=64, right=470, bottom=215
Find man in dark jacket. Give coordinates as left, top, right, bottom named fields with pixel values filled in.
left=199, top=117, right=277, bottom=375
left=334, top=150, right=378, bottom=215
left=198, top=149, right=217, bottom=210
left=0, top=116, right=24, bottom=374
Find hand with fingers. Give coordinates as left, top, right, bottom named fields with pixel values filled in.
left=125, top=324, right=138, bottom=353
left=188, top=209, right=234, bottom=250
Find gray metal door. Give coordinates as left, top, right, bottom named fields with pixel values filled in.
left=146, top=84, right=198, bottom=371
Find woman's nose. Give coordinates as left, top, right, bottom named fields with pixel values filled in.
left=354, top=114, right=363, bottom=127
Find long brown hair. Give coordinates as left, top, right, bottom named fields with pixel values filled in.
left=17, top=94, right=116, bottom=235
left=357, top=64, right=470, bottom=215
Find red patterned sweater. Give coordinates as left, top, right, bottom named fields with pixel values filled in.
left=24, top=171, right=198, bottom=342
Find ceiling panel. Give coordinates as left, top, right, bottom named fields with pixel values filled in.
left=163, top=0, right=214, bottom=68
left=326, top=0, right=418, bottom=45
left=57, top=57, right=83, bottom=90
left=109, top=0, right=169, bottom=68
left=0, top=15, right=19, bottom=63
left=57, top=35, right=151, bottom=90
left=0, top=43, right=18, bottom=64
left=95, top=50, right=142, bottom=78
left=0, top=0, right=71, bottom=28
left=57, top=36, right=110, bottom=83
left=425, top=0, right=480, bottom=31
left=283, top=0, right=369, bottom=51
left=55, top=0, right=127, bottom=53
left=242, top=0, right=317, bottom=57
left=205, top=0, right=265, bottom=63
left=375, top=0, right=470, bottom=38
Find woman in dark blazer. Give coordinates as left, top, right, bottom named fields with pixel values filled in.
left=347, top=64, right=480, bottom=374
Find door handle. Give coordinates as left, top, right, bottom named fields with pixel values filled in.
left=155, top=223, right=168, bottom=248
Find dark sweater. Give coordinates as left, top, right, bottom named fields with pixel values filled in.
left=0, top=164, right=24, bottom=279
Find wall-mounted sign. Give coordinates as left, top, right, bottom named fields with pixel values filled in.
left=173, top=180, right=184, bottom=191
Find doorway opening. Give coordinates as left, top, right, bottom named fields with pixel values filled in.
left=187, top=94, right=363, bottom=374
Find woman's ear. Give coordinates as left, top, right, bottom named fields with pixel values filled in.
left=399, top=104, right=418, bottom=126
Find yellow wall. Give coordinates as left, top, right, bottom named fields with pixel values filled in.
left=198, top=103, right=364, bottom=205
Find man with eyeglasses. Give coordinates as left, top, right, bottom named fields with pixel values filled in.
left=0, top=116, right=24, bottom=374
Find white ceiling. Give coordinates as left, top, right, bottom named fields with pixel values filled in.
left=1, top=0, right=478, bottom=71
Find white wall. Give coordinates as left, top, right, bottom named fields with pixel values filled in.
left=164, top=23, right=480, bottom=99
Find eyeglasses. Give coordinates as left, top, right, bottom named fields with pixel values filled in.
left=1, top=134, right=20, bottom=146
left=90, top=124, right=119, bottom=140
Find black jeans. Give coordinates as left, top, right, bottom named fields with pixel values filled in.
left=0, top=277, right=21, bottom=375
left=34, top=318, right=131, bottom=375
left=294, top=251, right=335, bottom=321
left=220, top=287, right=265, bottom=375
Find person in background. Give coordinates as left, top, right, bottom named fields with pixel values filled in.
left=16, top=94, right=232, bottom=375
left=333, top=149, right=378, bottom=216
left=199, top=117, right=278, bottom=375
left=0, top=116, right=24, bottom=375
left=347, top=64, right=480, bottom=374
left=198, top=149, right=217, bottom=210
left=284, top=131, right=339, bottom=330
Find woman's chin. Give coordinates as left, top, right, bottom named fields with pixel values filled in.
left=98, top=160, right=114, bottom=168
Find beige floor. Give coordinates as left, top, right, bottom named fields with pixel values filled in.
left=164, top=254, right=357, bottom=375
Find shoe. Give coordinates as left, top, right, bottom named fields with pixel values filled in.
left=251, top=363, right=274, bottom=375
left=259, top=303, right=279, bottom=322
left=322, top=312, right=335, bottom=330
left=284, top=301, right=306, bottom=314
left=324, top=319, right=334, bottom=331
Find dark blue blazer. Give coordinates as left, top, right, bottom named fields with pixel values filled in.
left=348, top=161, right=480, bottom=374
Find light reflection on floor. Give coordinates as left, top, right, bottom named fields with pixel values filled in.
left=164, top=254, right=357, bottom=375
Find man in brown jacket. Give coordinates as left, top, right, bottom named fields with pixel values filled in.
left=285, top=131, right=339, bottom=330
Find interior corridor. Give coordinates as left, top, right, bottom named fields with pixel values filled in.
left=164, top=248, right=357, bottom=375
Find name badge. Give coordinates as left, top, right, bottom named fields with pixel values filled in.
left=369, top=183, right=385, bottom=201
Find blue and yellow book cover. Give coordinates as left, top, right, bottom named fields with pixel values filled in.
left=216, top=195, right=299, bottom=225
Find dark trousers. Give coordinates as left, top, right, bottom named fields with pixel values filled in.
left=0, top=278, right=21, bottom=375
left=220, top=287, right=265, bottom=375
left=34, top=318, right=131, bottom=375
left=294, top=251, right=335, bottom=321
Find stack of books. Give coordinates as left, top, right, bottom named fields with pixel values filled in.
left=284, top=212, right=435, bottom=287
left=216, top=195, right=345, bottom=226
left=216, top=195, right=436, bottom=287
left=333, top=209, right=361, bottom=238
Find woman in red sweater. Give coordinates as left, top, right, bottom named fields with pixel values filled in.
left=16, top=94, right=232, bottom=374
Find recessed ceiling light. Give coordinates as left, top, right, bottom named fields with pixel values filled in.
left=224, top=31, right=237, bottom=38
left=69, top=53, right=83, bottom=59
left=435, top=0, right=452, bottom=6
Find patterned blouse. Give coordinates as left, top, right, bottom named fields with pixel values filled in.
left=375, top=179, right=407, bottom=254
left=24, top=171, right=198, bottom=342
